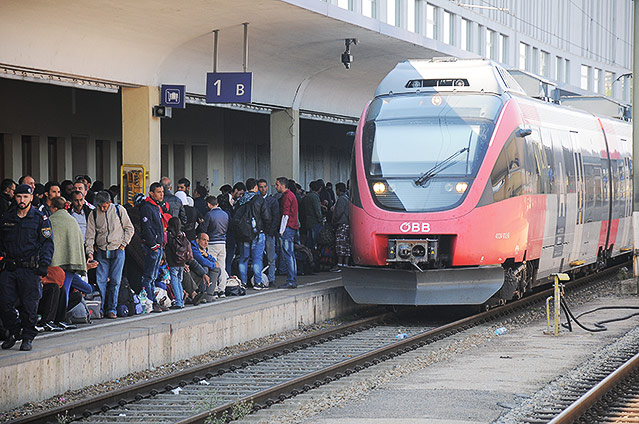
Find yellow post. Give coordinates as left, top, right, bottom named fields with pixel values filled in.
left=121, top=86, right=162, bottom=184
left=550, top=273, right=570, bottom=336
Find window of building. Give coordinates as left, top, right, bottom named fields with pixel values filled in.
left=477, top=25, right=485, bottom=56
left=443, top=10, right=452, bottom=44
left=363, top=0, right=376, bottom=18
left=486, top=29, right=494, bottom=59
left=387, top=0, right=396, bottom=26
left=407, top=0, right=416, bottom=32
left=337, top=0, right=351, bottom=10
left=519, top=42, right=528, bottom=70
left=460, top=19, right=470, bottom=51
left=605, top=71, right=614, bottom=96
left=593, top=68, right=601, bottom=93
left=565, top=59, right=571, bottom=85
left=47, top=137, right=59, bottom=182
left=555, top=56, right=564, bottom=82
left=581, top=65, right=589, bottom=90
left=499, top=34, right=507, bottom=63
left=531, top=48, right=539, bottom=74
left=21, top=136, right=33, bottom=177
left=540, top=51, right=549, bottom=77
left=426, top=3, right=437, bottom=39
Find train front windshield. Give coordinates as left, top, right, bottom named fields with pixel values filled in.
left=363, top=93, right=504, bottom=212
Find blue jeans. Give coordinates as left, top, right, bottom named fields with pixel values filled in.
left=169, top=266, right=184, bottom=307
left=264, top=234, right=277, bottom=284
left=281, top=227, right=297, bottom=285
left=305, top=223, right=322, bottom=250
left=96, top=249, right=126, bottom=315
left=239, top=232, right=266, bottom=286
left=141, top=245, right=163, bottom=302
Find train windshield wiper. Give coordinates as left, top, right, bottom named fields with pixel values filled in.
left=414, top=147, right=469, bottom=186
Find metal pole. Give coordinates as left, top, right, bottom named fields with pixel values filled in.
left=243, top=22, right=249, bottom=73
left=633, top=0, right=639, bottom=277
left=212, top=30, right=219, bottom=73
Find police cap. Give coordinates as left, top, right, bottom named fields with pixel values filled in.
left=14, top=184, right=33, bottom=195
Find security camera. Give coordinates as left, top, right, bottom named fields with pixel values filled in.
left=341, top=38, right=357, bottom=69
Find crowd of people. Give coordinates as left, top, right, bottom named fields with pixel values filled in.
left=0, top=173, right=351, bottom=351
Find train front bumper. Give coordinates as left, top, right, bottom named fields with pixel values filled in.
left=342, top=265, right=505, bottom=306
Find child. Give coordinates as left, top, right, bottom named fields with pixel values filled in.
left=165, top=217, right=193, bottom=309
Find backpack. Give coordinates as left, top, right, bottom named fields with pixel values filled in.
left=232, top=199, right=257, bottom=243
left=294, top=244, right=316, bottom=275
left=318, top=223, right=336, bottom=246
left=67, top=299, right=91, bottom=324
left=118, top=277, right=139, bottom=317
left=225, top=276, right=246, bottom=296
left=319, top=245, right=337, bottom=270
left=169, top=231, right=193, bottom=264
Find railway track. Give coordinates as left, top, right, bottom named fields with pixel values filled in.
left=544, top=347, right=639, bottom=424
left=14, top=263, right=626, bottom=424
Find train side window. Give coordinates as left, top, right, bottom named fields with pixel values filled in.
left=491, top=142, right=510, bottom=202
left=491, top=134, right=526, bottom=202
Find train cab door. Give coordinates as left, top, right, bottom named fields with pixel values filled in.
left=570, top=131, right=586, bottom=263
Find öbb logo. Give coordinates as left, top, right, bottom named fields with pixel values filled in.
left=399, top=222, right=431, bottom=233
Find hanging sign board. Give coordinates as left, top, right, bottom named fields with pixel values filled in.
left=206, top=72, right=252, bottom=103
left=160, top=85, right=186, bottom=108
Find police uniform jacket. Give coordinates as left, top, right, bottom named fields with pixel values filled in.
left=0, top=206, right=54, bottom=266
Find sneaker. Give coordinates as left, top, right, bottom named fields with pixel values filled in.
left=260, top=284, right=269, bottom=290
left=193, top=291, right=206, bottom=306
left=278, top=282, right=298, bottom=289
left=169, top=304, right=184, bottom=310
left=105, top=312, right=117, bottom=319
left=56, top=322, right=77, bottom=330
left=151, top=303, right=163, bottom=313
left=160, top=304, right=170, bottom=312
left=329, top=266, right=342, bottom=273
left=253, top=285, right=263, bottom=291
left=43, top=322, right=65, bottom=332
left=19, top=339, right=32, bottom=351
left=1, top=335, right=16, bottom=350
left=212, top=292, right=219, bottom=300
left=218, top=292, right=226, bottom=298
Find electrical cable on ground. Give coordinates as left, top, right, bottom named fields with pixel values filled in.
left=560, top=298, right=639, bottom=333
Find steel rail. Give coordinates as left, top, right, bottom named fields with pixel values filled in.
left=12, top=262, right=626, bottom=424
left=549, top=352, right=639, bottom=423
left=177, top=263, right=627, bottom=424
left=12, top=311, right=392, bottom=424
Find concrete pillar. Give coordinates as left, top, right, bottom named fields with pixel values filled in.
left=5, top=134, right=21, bottom=181
left=62, top=137, right=73, bottom=181
left=109, top=140, right=118, bottom=187
left=270, top=109, right=299, bottom=184
left=87, top=137, right=96, bottom=183
left=121, top=86, right=161, bottom=185
left=184, top=141, right=193, bottom=188
left=34, top=135, right=48, bottom=183
left=208, top=118, right=225, bottom=192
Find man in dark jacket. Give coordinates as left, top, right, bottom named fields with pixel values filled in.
left=161, top=177, right=187, bottom=225
left=139, top=182, right=166, bottom=313
left=301, top=180, right=322, bottom=250
left=0, top=179, right=15, bottom=217
left=234, top=178, right=271, bottom=289
left=258, top=179, right=280, bottom=286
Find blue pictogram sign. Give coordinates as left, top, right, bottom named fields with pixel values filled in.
left=161, top=85, right=186, bottom=108
left=206, top=73, right=252, bottom=103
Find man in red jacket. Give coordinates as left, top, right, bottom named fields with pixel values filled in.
left=275, top=177, right=298, bottom=288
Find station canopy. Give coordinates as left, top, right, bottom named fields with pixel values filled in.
left=0, top=0, right=463, bottom=118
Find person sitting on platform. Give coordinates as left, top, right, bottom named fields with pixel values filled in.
left=191, top=232, right=223, bottom=299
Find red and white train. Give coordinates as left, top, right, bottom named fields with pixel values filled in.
left=343, top=58, right=632, bottom=307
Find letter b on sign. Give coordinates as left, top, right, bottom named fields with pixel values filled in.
left=206, top=72, right=252, bottom=103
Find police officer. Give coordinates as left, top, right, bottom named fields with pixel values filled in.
left=0, top=184, right=54, bottom=351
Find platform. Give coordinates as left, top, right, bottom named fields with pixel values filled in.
left=0, top=273, right=357, bottom=411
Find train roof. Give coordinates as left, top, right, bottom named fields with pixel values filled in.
left=375, top=58, right=526, bottom=98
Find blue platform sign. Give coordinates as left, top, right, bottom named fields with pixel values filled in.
left=206, top=72, right=252, bottom=103
left=160, top=85, right=186, bottom=108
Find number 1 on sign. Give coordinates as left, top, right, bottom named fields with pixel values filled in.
left=213, top=79, right=221, bottom=96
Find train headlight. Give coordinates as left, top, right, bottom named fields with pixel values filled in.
left=373, top=182, right=386, bottom=194
left=397, top=243, right=411, bottom=259
left=455, top=182, right=468, bottom=194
